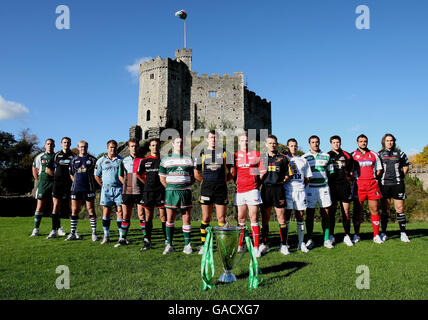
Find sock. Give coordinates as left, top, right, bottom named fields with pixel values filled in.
left=166, top=222, right=175, bottom=245
left=329, top=213, right=336, bottom=237
left=116, top=219, right=123, bottom=238
left=89, top=215, right=97, bottom=235
left=322, top=217, right=330, bottom=242
left=183, top=225, right=192, bottom=246
left=70, top=215, right=79, bottom=234
left=261, top=224, right=269, bottom=244
left=121, top=220, right=130, bottom=239
left=162, top=221, right=166, bottom=241
left=51, top=212, right=60, bottom=230
left=102, top=218, right=111, bottom=238
left=371, top=215, right=380, bottom=237
left=145, top=220, right=153, bottom=241
left=381, top=212, right=388, bottom=233
left=34, top=211, right=43, bottom=229
left=251, top=222, right=260, bottom=248
left=297, top=221, right=305, bottom=247
left=200, top=221, right=209, bottom=245
left=353, top=213, right=361, bottom=236
left=279, top=223, right=288, bottom=245
left=397, top=213, right=406, bottom=232
left=343, top=214, right=351, bottom=236
left=238, top=223, right=246, bottom=247
left=139, top=220, right=146, bottom=236
left=306, top=216, right=314, bottom=240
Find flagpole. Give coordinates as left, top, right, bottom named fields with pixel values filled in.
left=184, top=20, right=186, bottom=49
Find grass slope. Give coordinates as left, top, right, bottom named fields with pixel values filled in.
left=1, top=217, right=427, bottom=300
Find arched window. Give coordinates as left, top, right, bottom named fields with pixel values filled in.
left=146, top=110, right=151, bottom=121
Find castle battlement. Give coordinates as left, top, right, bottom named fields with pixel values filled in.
left=190, top=71, right=244, bottom=81
left=139, top=56, right=186, bottom=74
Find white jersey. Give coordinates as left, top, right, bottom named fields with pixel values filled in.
left=285, top=155, right=312, bottom=191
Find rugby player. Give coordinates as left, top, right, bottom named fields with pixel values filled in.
left=284, top=138, right=312, bottom=253
left=378, top=134, right=410, bottom=242
left=328, top=135, right=355, bottom=247
left=30, top=138, right=55, bottom=237
left=94, top=140, right=123, bottom=245
left=116, top=138, right=143, bottom=247
left=352, top=134, right=383, bottom=244
left=259, top=135, right=292, bottom=255
left=303, top=135, right=335, bottom=249
left=137, top=138, right=166, bottom=250
left=45, top=137, right=74, bottom=238
left=233, top=132, right=266, bottom=258
left=159, top=136, right=195, bottom=255
left=66, top=140, right=98, bottom=241
left=194, top=130, right=233, bottom=255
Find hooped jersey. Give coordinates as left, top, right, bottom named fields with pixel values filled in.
left=194, top=149, right=232, bottom=183
left=378, top=149, right=409, bottom=185
left=118, top=155, right=144, bottom=195
left=328, top=149, right=354, bottom=185
left=303, top=150, right=334, bottom=188
left=159, top=153, right=194, bottom=191
left=352, top=149, right=382, bottom=181
left=285, top=155, right=312, bottom=191
left=137, top=155, right=164, bottom=192
left=95, top=155, right=123, bottom=187
left=261, top=152, right=292, bottom=186
left=234, top=150, right=266, bottom=193
left=47, top=150, right=74, bottom=182
left=33, top=152, right=54, bottom=183
left=69, top=154, right=97, bottom=193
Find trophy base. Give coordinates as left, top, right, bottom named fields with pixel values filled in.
left=219, top=271, right=237, bottom=283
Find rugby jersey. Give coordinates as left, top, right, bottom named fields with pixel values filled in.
left=261, top=152, right=292, bottom=186
left=328, top=149, right=354, bottom=185
left=47, top=150, right=74, bottom=182
left=33, top=152, right=54, bottom=183
left=378, top=149, right=409, bottom=185
left=118, top=155, right=144, bottom=195
left=302, top=150, right=334, bottom=188
left=159, top=153, right=194, bottom=191
left=352, top=149, right=382, bottom=181
left=69, top=154, right=97, bottom=193
left=137, top=155, right=164, bottom=192
left=95, top=155, right=123, bottom=187
left=285, top=155, right=312, bottom=191
left=234, top=150, right=266, bottom=193
left=194, top=149, right=232, bottom=183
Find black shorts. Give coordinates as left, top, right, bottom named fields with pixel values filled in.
left=52, top=180, right=72, bottom=199
left=261, top=184, right=286, bottom=208
left=329, top=182, right=352, bottom=203
left=200, top=181, right=228, bottom=205
left=380, top=183, right=406, bottom=200
left=141, top=190, right=165, bottom=208
left=122, top=194, right=142, bottom=206
left=71, top=191, right=96, bottom=202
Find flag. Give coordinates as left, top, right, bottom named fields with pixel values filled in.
left=175, top=10, right=187, bottom=20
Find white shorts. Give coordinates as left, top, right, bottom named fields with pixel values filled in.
left=285, top=187, right=307, bottom=211
left=234, top=189, right=263, bottom=206
left=306, top=186, right=332, bottom=209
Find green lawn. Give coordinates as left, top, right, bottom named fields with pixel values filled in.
left=1, top=217, right=427, bottom=300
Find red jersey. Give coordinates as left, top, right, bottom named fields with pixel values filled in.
left=352, top=149, right=382, bottom=181
left=234, top=150, right=266, bottom=193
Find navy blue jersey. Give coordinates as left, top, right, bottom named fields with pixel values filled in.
left=69, top=154, right=97, bottom=192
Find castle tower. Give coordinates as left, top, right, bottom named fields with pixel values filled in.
left=175, top=48, right=192, bottom=71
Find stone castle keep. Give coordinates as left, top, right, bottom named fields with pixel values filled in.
left=130, top=48, right=271, bottom=140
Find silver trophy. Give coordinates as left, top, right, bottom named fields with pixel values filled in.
left=213, top=224, right=245, bottom=283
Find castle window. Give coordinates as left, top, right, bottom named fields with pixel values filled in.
left=150, top=74, right=154, bottom=79
left=146, top=110, right=151, bottom=121
left=209, top=91, right=217, bottom=98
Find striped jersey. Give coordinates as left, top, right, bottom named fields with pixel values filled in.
left=302, top=150, right=334, bottom=188
left=285, top=155, right=312, bottom=191
left=33, top=152, right=54, bottom=183
left=159, top=153, right=194, bottom=191
left=118, top=155, right=144, bottom=195
left=95, top=155, right=123, bottom=187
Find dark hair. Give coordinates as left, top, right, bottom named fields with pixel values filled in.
left=267, top=134, right=278, bottom=142
left=107, top=140, right=117, bottom=147
left=148, top=138, right=160, bottom=145
left=356, top=134, right=368, bottom=141
left=381, top=133, right=396, bottom=150
left=308, top=135, right=320, bottom=143
left=127, top=138, right=139, bottom=146
left=207, top=130, right=218, bottom=138
left=61, top=137, right=71, bottom=143
left=330, top=135, right=341, bottom=143
left=287, top=138, right=297, bottom=146
left=45, top=138, right=55, bottom=144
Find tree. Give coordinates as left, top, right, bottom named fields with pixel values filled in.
left=409, top=145, right=428, bottom=167
left=0, top=129, right=40, bottom=195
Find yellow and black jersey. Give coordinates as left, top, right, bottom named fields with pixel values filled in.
left=194, top=149, right=233, bottom=182
left=261, top=152, right=292, bottom=186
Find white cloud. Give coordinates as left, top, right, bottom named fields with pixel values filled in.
left=0, top=95, right=29, bottom=120
left=126, top=57, right=153, bottom=79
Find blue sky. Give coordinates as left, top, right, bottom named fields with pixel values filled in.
left=0, top=0, right=427, bottom=156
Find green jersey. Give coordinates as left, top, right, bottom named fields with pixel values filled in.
left=33, top=152, right=54, bottom=184
left=159, top=153, right=194, bottom=191
left=302, top=150, right=334, bottom=188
